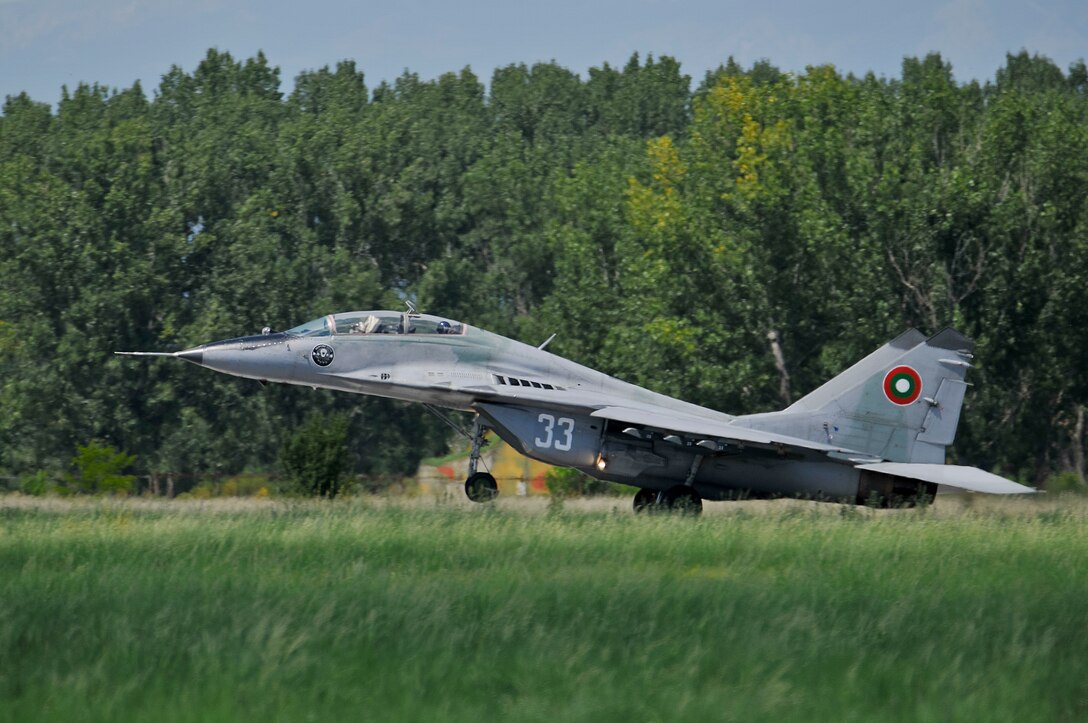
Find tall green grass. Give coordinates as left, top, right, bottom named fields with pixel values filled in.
left=1, top=496, right=1086, bottom=722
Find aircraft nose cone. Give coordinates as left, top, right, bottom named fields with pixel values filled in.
left=185, top=333, right=295, bottom=383
left=177, top=347, right=204, bottom=366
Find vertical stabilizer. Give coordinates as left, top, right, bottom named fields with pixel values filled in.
left=745, top=329, right=975, bottom=463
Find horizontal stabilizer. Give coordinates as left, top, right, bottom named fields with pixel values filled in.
left=856, top=462, right=1036, bottom=495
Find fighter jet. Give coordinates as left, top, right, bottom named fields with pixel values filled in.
left=118, top=309, right=1035, bottom=512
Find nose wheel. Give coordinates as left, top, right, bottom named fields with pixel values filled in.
left=465, top=472, right=498, bottom=502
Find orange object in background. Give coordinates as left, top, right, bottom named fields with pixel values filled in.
left=417, top=434, right=554, bottom=496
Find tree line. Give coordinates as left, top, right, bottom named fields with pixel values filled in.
left=1, top=48, right=1085, bottom=490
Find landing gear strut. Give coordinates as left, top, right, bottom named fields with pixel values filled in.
left=633, top=484, right=703, bottom=515
left=464, top=416, right=497, bottom=503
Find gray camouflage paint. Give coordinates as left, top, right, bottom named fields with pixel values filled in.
left=123, top=311, right=1033, bottom=505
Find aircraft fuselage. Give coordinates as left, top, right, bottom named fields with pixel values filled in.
left=119, top=310, right=1034, bottom=510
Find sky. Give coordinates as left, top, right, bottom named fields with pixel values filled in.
left=1, top=0, right=1086, bottom=105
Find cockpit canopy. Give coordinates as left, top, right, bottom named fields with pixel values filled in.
left=285, top=311, right=465, bottom=338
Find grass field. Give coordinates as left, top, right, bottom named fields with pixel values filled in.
left=2, top=494, right=1087, bottom=722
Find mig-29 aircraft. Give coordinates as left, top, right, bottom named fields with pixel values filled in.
left=118, top=308, right=1035, bottom=512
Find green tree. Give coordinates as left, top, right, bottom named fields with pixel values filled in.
left=587, top=53, right=691, bottom=139
left=69, top=442, right=137, bottom=494
left=280, top=412, right=351, bottom=498
left=3, top=47, right=1087, bottom=491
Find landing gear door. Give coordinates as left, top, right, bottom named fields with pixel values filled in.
left=476, top=404, right=602, bottom=468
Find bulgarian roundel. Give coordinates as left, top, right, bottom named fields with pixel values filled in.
left=883, top=365, right=922, bottom=405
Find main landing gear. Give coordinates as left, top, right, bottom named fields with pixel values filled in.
left=464, top=416, right=497, bottom=503
left=633, top=485, right=703, bottom=515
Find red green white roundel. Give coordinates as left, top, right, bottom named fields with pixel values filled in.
left=883, top=366, right=922, bottom=405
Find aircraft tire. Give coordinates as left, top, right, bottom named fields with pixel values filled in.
left=465, top=472, right=498, bottom=503
left=661, top=485, right=703, bottom=515
left=633, top=487, right=659, bottom=513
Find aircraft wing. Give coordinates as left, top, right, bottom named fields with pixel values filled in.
left=589, top=405, right=864, bottom=456
left=855, top=462, right=1037, bottom=495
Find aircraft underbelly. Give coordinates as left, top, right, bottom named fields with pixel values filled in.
left=590, top=433, right=862, bottom=501
left=699, top=458, right=861, bottom=501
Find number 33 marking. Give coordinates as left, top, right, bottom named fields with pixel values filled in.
left=535, top=413, right=574, bottom=451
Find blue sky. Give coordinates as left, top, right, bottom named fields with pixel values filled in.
left=2, top=0, right=1085, bottom=104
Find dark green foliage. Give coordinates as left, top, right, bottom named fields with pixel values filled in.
left=1, top=49, right=1086, bottom=488
left=67, top=442, right=136, bottom=494
left=17, top=471, right=51, bottom=496
left=280, top=412, right=350, bottom=498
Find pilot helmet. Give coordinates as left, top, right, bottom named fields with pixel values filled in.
left=436, top=321, right=451, bottom=334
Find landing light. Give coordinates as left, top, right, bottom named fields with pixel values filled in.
left=596, top=455, right=607, bottom=471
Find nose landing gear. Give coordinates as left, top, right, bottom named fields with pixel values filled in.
left=464, top=416, right=497, bottom=503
